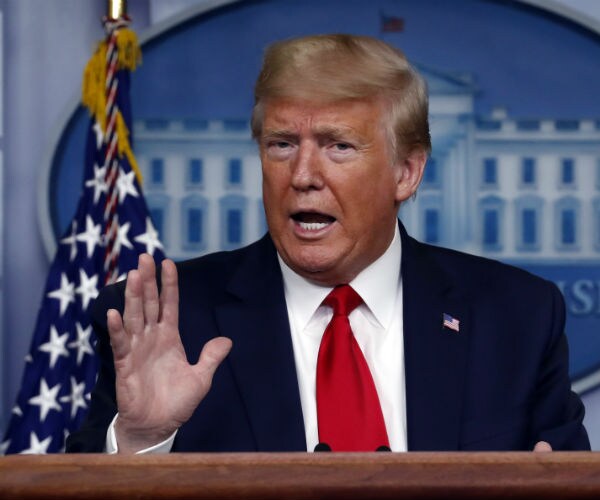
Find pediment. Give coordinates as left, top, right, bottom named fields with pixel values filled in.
left=417, top=64, right=478, bottom=96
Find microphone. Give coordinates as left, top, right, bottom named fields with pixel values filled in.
left=314, top=442, right=332, bottom=452
left=375, top=445, right=391, bottom=452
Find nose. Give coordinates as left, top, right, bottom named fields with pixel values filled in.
left=290, top=141, right=324, bottom=191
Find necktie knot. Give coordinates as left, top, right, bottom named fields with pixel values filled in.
left=323, top=285, right=362, bottom=317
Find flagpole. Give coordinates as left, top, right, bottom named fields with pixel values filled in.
left=96, top=0, right=144, bottom=284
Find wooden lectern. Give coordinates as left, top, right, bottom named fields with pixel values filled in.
left=1, top=452, right=599, bottom=499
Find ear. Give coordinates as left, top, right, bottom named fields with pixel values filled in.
left=394, top=149, right=428, bottom=203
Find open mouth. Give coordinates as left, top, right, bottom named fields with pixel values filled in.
left=291, top=212, right=336, bottom=231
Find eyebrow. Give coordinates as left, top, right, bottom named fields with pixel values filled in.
left=262, top=125, right=361, bottom=143
left=260, top=129, right=298, bottom=143
left=316, top=126, right=359, bottom=142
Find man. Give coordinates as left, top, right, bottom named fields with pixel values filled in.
left=67, top=34, right=589, bottom=454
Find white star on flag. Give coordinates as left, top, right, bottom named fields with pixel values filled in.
left=59, top=377, right=88, bottom=419
left=46, top=273, right=75, bottom=316
left=75, top=270, right=99, bottom=310
left=76, top=215, right=102, bottom=258
left=12, top=405, right=23, bottom=417
left=135, top=217, right=164, bottom=256
left=38, top=326, right=70, bottom=369
left=68, top=322, right=94, bottom=365
left=114, top=221, right=133, bottom=254
left=116, top=168, right=139, bottom=203
left=28, top=379, right=62, bottom=422
left=20, top=432, right=53, bottom=455
left=85, top=163, right=108, bottom=204
left=60, top=221, right=79, bottom=262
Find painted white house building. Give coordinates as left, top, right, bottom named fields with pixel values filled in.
left=133, top=68, right=600, bottom=263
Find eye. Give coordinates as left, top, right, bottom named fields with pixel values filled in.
left=264, top=138, right=295, bottom=160
left=265, top=139, right=292, bottom=150
left=334, top=142, right=352, bottom=151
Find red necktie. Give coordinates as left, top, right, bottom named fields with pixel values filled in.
left=316, top=285, right=390, bottom=451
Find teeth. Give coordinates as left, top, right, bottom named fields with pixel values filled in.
left=298, top=221, right=330, bottom=231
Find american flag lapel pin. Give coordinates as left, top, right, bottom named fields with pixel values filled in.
left=443, top=313, right=460, bottom=332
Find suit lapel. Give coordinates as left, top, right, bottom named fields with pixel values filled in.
left=214, top=236, right=306, bottom=451
left=400, top=224, right=470, bottom=450
left=212, top=226, right=469, bottom=451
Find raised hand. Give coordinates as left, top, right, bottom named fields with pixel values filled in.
left=106, top=254, right=232, bottom=453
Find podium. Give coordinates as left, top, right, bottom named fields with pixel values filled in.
left=1, top=452, right=599, bottom=499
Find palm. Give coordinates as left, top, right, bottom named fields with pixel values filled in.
left=107, top=254, right=231, bottom=452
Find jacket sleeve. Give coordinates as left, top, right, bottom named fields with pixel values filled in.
left=530, top=282, right=590, bottom=450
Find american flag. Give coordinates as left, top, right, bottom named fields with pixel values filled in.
left=443, top=313, right=460, bottom=333
left=1, top=19, right=164, bottom=454
left=380, top=12, right=404, bottom=33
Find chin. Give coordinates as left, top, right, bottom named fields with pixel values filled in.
left=289, top=257, right=353, bottom=286
left=277, top=240, right=351, bottom=282
left=291, top=259, right=331, bottom=276
left=286, top=255, right=333, bottom=279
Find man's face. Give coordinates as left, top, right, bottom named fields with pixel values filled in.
left=259, top=97, right=421, bottom=285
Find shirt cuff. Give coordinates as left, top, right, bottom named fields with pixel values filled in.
left=105, top=413, right=177, bottom=454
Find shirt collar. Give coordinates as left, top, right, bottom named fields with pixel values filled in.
left=278, top=224, right=402, bottom=331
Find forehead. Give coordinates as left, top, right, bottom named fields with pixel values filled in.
left=260, top=97, right=386, bottom=134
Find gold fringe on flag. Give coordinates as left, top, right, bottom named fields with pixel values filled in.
left=81, top=27, right=143, bottom=184
left=115, top=28, right=142, bottom=71
left=81, top=43, right=107, bottom=132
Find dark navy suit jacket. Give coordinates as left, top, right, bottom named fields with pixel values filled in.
left=66, top=223, right=590, bottom=452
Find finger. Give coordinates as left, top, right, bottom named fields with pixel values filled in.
left=122, top=269, right=144, bottom=335
left=159, top=259, right=179, bottom=326
left=107, top=308, right=130, bottom=360
left=138, top=253, right=159, bottom=326
left=533, top=441, right=552, bottom=452
left=194, top=337, right=233, bottom=389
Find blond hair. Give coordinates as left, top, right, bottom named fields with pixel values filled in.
left=251, top=34, right=431, bottom=159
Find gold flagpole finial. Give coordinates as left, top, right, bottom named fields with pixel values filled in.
left=103, top=0, right=131, bottom=32
left=107, top=0, right=127, bottom=21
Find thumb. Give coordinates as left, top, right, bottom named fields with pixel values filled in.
left=194, top=337, right=233, bottom=387
left=533, top=440, right=553, bottom=452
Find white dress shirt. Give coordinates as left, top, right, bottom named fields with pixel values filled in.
left=280, top=225, right=406, bottom=452
left=107, top=225, right=406, bottom=453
